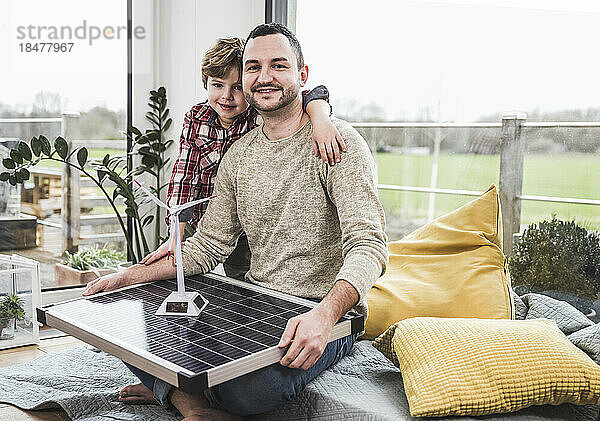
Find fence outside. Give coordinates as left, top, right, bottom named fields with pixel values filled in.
left=351, top=115, right=600, bottom=256
left=2, top=113, right=599, bottom=258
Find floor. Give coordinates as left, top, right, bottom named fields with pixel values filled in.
left=0, top=334, right=83, bottom=420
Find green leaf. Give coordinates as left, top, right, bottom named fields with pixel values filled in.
left=129, top=126, right=142, bottom=137
left=14, top=171, right=23, bottom=183
left=39, top=135, right=51, bottom=156
left=31, top=137, right=42, bottom=156
left=19, top=168, right=30, bottom=180
left=2, top=158, right=15, bottom=169
left=54, top=137, right=69, bottom=159
left=18, top=141, right=32, bottom=161
left=146, top=113, right=159, bottom=126
left=146, top=131, right=160, bottom=141
left=158, top=86, right=166, bottom=97
left=142, top=215, right=154, bottom=227
left=97, top=170, right=107, bottom=183
left=10, top=150, right=23, bottom=165
left=0, top=172, right=9, bottom=181
left=77, top=148, right=88, bottom=167
left=163, top=118, right=172, bottom=132
left=8, top=175, right=16, bottom=186
left=103, top=154, right=110, bottom=166
left=142, top=155, right=156, bottom=167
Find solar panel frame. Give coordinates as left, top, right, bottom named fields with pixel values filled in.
left=37, top=272, right=364, bottom=393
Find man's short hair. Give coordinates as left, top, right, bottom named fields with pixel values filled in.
left=201, top=37, right=245, bottom=88
left=245, top=23, right=305, bottom=69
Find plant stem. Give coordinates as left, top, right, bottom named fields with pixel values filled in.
left=155, top=104, right=163, bottom=249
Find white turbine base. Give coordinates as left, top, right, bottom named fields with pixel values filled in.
left=155, top=291, right=208, bottom=317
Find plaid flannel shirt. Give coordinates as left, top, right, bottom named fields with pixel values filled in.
left=166, top=102, right=259, bottom=228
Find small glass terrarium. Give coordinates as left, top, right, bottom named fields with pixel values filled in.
left=0, top=254, right=40, bottom=349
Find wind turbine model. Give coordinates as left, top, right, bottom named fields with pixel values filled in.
left=134, top=179, right=214, bottom=317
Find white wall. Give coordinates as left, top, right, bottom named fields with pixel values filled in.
left=132, top=0, right=265, bottom=244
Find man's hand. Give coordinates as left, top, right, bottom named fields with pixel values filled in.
left=278, top=305, right=336, bottom=370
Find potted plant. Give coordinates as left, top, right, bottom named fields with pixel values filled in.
left=0, top=294, right=26, bottom=340
left=54, top=244, right=126, bottom=286
left=126, top=86, right=175, bottom=249
left=0, top=87, right=174, bottom=263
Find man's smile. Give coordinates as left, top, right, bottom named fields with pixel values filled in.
left=252, top=85, right=282, bottom=94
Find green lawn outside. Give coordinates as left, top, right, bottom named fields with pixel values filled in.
left=375, top=152, right=600, bottom=229
left=31, top=148, right=600, bottom=230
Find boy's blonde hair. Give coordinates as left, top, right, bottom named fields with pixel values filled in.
left=201, top=37, right=245, bottom=88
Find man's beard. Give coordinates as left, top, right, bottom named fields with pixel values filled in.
left=244, top=83, right=299, bottom=112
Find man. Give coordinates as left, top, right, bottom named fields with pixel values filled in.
left=85, top=23, right=387, bottom=420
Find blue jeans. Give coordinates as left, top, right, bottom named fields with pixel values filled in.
left=125, top=333, right=356, bottom=416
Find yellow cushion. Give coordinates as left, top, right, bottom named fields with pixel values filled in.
left=364, top=184, right=513, bottom=340
left=376, top=317, right=600, bottom=417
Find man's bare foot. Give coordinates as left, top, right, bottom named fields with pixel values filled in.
left=118, top=383, right=159, bottom=405
left=170, top=388, right=240, bottom=421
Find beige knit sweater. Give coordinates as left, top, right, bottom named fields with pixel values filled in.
left=181, top=118, right=388, bottom=315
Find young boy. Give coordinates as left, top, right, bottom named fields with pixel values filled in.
left=141, top=37, right=344, bottom=280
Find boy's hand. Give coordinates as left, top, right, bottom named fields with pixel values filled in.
left=83, top=271, right=131, bottom=296
left=141, top=222, right=186, bottom=265
left=311, top=116, right=346, bottom=166
left=141, top=238, right=175, bottom=265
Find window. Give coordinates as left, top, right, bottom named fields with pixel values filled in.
left=296, top=0, right=600, bottom=318
left=0, top=0, right=128, bottom=290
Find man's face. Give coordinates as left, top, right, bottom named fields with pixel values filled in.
left=242, top=33, right=307, bottom=113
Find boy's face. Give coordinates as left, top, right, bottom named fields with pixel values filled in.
left=207, top=67, right=249, bottom=127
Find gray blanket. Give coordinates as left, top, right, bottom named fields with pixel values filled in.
left=1, top=293, right=598, bottom=421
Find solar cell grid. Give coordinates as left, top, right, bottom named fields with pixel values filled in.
left=38, top=273, right=363, bottom=392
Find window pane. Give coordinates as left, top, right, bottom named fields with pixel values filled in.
left=297, top=1, right=600, bottom=318
left=0, top=0, right=127, bottom=290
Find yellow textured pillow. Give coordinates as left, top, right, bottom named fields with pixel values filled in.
left=364, top=184, right=513, bottom=340
left=380, top=317, right=600, bottom=417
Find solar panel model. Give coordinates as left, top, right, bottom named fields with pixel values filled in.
left=37, top=273, right=364, bottom=393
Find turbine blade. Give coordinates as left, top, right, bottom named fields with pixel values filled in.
left=134, top=179, right=169, bottom=209
left=172, top=195, right=216, bottom=212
